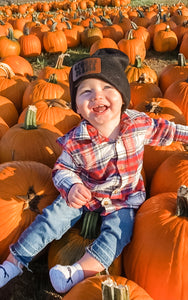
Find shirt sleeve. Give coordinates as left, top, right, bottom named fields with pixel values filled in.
left=52, top=149, right=83, bottom=200
left=145, top=117, right=188, bottom=146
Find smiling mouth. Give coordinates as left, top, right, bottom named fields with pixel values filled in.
left=93, top=105, right=108, bottom=113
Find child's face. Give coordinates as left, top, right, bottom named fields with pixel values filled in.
left=75, top=78, right=123, bottom=129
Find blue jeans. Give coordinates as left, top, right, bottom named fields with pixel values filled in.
left=10, top=195, right=135, bottom=269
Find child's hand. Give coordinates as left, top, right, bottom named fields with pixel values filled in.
left=67, top=183, right=91, bottom=208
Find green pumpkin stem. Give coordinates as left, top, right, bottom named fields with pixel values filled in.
left=102, top=278, right=130, bottom=300
left=176, top=185, right=188, bottom=217
left=80, top=211, right=100, bottom=240
left=22, top=105, right=38, bottom=130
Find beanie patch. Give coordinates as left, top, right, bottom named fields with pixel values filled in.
left=72, top=57, right=101, bottom=82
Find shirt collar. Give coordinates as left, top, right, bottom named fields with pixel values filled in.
left=73, top=111, right=132, bottom=143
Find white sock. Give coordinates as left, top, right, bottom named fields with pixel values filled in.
left=0, top=261, right=23, bottom=288
left=49, top=263, right=84, bottom=293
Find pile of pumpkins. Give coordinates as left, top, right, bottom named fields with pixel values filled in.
left=0, top=0, right=188, bottom=299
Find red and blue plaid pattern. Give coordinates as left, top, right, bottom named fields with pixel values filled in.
left=52, top=109, right=188, bottom=215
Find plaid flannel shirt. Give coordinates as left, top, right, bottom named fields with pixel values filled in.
left=52, top=109, right=188, bottom=216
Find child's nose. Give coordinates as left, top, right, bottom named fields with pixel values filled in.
left=91, top=90, right=103, bottom=101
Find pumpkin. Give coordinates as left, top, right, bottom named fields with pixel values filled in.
left=0, top=55, right=34, bottom=77
left=143, top=142, right=185, bottom=193
left=22, top=74, right=70, bottom=110
left=159, top=53, right=188, bottom=93
left=0, top=117, right=9, bottom=140
left=18, top=99, right=81, bottom=135
left=63, top=274, right=154, bottom=299
left=153, top=24, right=178, bottom=52
left=43, top=22, right=67, bottom=53
left=134, top=97, right=186, bottom=125
left=0, top=65, right=29, bottom=114
left=0, top=105, right=62, bottom=168
left=123, top=187, right=188, bottom=300
left=125, top=21, right=151, bottom=50
left=118, top=29, right=146, bottom=65
left=0, top=160, right=59, bottom=262
left=19, top=27, right=42, bottom=57
left=81, top=21, right=103, bottom=48
left=125, top=55, right=158, bottom=84
left=48, top=211, right=122, bottom=277
left=100, top=17, right=124, bottom=43
left=63, top=21, right=81, bottom=48
left=129, top=74, right=162, bottom=108
left=37, top=53, right=71, bottom=82
left=0, top=95, right=18, bottom=127
left=150, top=150, right=188, bottom=196
left=89, top=37, right=118, bottom=56
left=0, top=28, right=20, bottom=57
left=179, top=31, right=188, bottom=59
left=164, top=77, right=188, bottom=124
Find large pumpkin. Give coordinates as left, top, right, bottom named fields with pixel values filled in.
left=63, top=274, right=154, bottom=300
left=150, top=150, right=188, bottom=196
left=164, top=77, right=188, bottom=124
left=0, top=105, right=62, bottom=168
left=0, top=160, right=59, bottom=262
left=22, top=74, right=70, bottom=110
left=123, top=187, right=188, bottom=300
left=18, top=99, right=81, bottom=135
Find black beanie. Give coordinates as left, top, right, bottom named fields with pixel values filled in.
left=69, top=48, right=130, bottom=113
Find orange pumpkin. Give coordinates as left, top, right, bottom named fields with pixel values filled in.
left=0, top=105, right=62, bottom=168
left=22, top=74, right=70, bottom=110
left=0, top=160, right=59, bottom=262
left=43, top=22, right=67, bottom=53
left=0, top=28, right=20, bottom=57
left=63, top=275, right=154, bottom=299
left=159, top=53, right=188, bottom=93
left=125, top=55, right=158, bottom=84
left=0, top=117, right=9, bottom=140
left=89, top=37, right=118, bottom=55
left=135, top=97, right=186, bottom=125
left=18, top=99, right=81, bottom=134
left=123, top=187, right=188, bottom=300
left=164, top=77, right=188, bottom=124
left=0, top=55, right=34, bottom=77
left=118, top=29, right=146, bottom=64
left=150, top=150, right=188, bottom=196
left=129, top=74, right=162, bottom=108
left=0, top=95, right=18, bottom=127
left=0, top=66, right=29, bottom=113
left=37, top=53, right=71, bottom=82
left=153, top=24, right=178, bottom=52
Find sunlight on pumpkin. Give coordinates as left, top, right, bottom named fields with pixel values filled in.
left=45, top=146, right=55, bottom=155
left=0, top=167, right=16, bottom=180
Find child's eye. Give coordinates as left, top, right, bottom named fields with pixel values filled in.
left=104, top=84, right=113, bottom=90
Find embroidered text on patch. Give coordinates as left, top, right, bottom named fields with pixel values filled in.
left=72, top=58, right=101, bottom=82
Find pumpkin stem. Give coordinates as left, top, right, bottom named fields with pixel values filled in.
left=0, top=62, right=15, bottom=78
left=176, top=185, right=188, bottom=217
left=102, top=278, right=130, bottom=300
left=178, top=53, right=187, bottom=66
left=22, top=105, right=38, bottom=130
left=80, top=211, right=100, bottom=240
left=17, top=186, right=43, bottom=214
left=55, top=53, right=70, bottom=69
left=145, top=101, right=163, bottom=114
